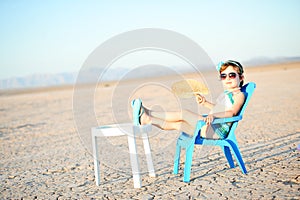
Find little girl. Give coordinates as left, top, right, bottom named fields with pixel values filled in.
left=132, top=60, right=245, bottom=139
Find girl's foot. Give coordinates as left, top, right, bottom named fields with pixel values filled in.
left=131, top=99, right=151, bottom=125
left=140, top=105, right=151, bottom=125
left=131, top=99, right=143, bottom=125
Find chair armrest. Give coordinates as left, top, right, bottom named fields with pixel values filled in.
left=194, top=116, right=242, bottom=136
left=211, top=115, right=242, bottom=124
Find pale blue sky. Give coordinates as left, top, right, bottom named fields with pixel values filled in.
left=0, top=0, right=300, bottom=79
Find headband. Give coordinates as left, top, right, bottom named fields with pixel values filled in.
left=216, top=60, right=244, bottom=74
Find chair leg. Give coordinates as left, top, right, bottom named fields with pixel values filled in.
left=222, top=146, right=235, bottom=168
left=229, top=142, right=247, bottom=174
left=173, top=142, right=181, bottom=174
left=183, top=143, right=195, bottom=182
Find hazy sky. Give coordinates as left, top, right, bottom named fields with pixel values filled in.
left=1, top=0, right=300, bottom=79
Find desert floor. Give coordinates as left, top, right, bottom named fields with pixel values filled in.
left=1, top=62, right=299, bottom=199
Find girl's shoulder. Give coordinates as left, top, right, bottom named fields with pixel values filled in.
left=235, top=91, right=245, bottom=96
left=233, top=91, right=245, bottom=103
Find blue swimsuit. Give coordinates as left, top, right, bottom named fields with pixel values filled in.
left=211, top=92, right=235, bottom=139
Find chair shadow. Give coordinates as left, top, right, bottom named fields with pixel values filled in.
left=189, top=132, right=299, bottom=181
left=148, top=131, right=300, bottom=184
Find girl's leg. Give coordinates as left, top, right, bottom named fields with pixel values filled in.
left=142, top=106, right=201, bottom=135
left=150, top=117, right=181, bottom=130
left=143, top=106, right=201, bottom=125
left=151, top=117, right=195, bottom=136
left=150, top=110, right=183, bottom=122
left=200, top=125, right=208, bottom=138
left=200, top=125, right=219, bottom=139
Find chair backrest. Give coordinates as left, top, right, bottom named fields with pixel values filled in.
left=224, top=82, right=256, bottom=140
left=237, top=82, right=256, bottom=117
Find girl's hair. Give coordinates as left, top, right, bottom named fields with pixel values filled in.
left=220, top=60, right=244, bottom=87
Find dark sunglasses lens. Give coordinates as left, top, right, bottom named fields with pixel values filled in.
left=220, top=74, right=227, bottom=79
left=228, top=73, right=237, bottom=79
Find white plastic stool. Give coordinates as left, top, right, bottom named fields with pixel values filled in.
left=91, top=123, right=155, bottom=188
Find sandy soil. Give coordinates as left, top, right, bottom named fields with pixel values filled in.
left=1, top=62, right=299, bottom=199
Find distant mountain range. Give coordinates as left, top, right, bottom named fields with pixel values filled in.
left=243, top=56, right=300, bottom=66
left=0, top=72, right=78, bottom=90
left=1, top=56, right=299, bottom=90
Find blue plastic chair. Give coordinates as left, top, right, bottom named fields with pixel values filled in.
left=173, top=82, right=256, bottom=182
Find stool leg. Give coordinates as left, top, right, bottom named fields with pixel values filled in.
left=92, top=134, right=100, bottom=186
left=142, top=132, right=156, bottom=177
left=127, top=134, right=142, bottom=188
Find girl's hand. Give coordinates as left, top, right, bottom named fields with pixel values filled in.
left=204, top=114, right=214, bottom=125
left=196, top=93, right=206, bottom=105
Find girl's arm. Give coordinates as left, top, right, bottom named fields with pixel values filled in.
left=203, top=92, right=245, bottom=125
left=214, top=92, right=245, bottom=118
left=196, top=94, right=215, bottom=109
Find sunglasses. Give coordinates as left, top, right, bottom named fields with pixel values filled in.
left=220, top=72, right=238, bottom=80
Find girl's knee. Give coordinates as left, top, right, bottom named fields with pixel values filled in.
left=200, top=125, right=208, bottom=137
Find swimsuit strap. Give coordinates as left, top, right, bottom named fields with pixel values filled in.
left=225, top=91, right=235, bottom=104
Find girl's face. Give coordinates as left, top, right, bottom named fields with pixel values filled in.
left=220, top=66, right=243, bottom=90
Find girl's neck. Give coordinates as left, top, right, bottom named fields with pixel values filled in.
left=225, top=87, right=241, bottom=94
